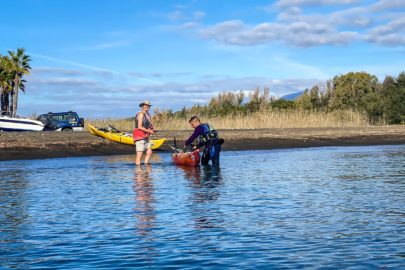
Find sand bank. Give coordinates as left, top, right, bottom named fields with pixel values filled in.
left=1, top=126, right=404, bottom=161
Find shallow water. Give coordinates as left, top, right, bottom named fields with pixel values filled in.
left=1, top=145, right=404, bottom=269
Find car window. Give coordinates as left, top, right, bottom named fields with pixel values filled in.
left=66, top=114, right=77, bottom=122
left=52, top=115, right=63, bottom=122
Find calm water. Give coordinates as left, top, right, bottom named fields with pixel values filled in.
left=1, top=145, right=404, bottom=269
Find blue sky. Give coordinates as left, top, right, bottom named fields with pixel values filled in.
left=1, top=0, right=404, bottom=118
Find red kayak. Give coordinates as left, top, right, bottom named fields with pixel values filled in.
left=172, top=149, right=200, bottom=167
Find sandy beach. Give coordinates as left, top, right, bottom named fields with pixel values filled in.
left=1, top=125, right=404, bottom=161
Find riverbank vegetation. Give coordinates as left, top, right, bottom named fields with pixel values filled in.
left=0, top=48, right=32, bottom=116
left=294, top=71, right=405, bottom=125
left=87, top=71, right=404, bottom=131
left=86, top=109, right=369, bottom=131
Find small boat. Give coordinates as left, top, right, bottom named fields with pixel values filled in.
left=88, top=124, right=166, bottom=149
left=0, top=113, right=44, bottom=132
left=172, top=149, right=200, bottom=167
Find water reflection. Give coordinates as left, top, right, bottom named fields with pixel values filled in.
left=180, top=165, right=224, bottom=229
left=179, top=166, right=201, bottom=185
left=133, top=165, right=155, bottom=240
left=104, top=154, right=162, bottom=164
left=199, top=166, right=222, bottom=202
left=180, top=165, right=223, bottom=201
left=0, top=170, right=30, bottom=266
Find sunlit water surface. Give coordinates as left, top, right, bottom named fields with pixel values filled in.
left=1, top=145, right=404, bottom=269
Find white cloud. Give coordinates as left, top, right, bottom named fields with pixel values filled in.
left=365, top=17, right=405, bottom=45
left=75, top=41, right=129, bottom=51
left=31, top=67, right=86, bottom=77
left=329, top=7, right=371, bottom=27
left=365, top=33, right=405, bottom=46
left=174, top=4, right=187, bottom=9
left=277, top=6, right=371, bottom=28
left=168, top=10, right=206, bottom=21
left=30, top=77, right=96, bottom=87
left=193, top=11, right=206, bottom=20
left=200, top=20, right=358, bottom=47
left=368, top=16, right=405, bottom=35
left=200, top=20, right=272, bottom=46
left=195, top=0, right=405, bottom=48
left=277, top=7, right=304, bottom=21
left=168, top=11, right=187, bottom=21
left=168, top=22, right=201, bottom=31
left=370, top=0, right=405, bottom=12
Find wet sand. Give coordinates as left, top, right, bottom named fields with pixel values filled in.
left=1, top=126, right=404, bottom=161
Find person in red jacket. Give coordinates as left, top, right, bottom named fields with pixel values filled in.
left=133, top=100, right=155, bottom=165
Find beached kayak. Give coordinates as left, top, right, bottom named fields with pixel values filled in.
left=172, top=149, right=200, bottom=166
left=88, top=124, right=166, bottom=149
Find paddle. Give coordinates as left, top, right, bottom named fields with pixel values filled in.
left=108, top=124, right=121, bottom=133
left=170, top=137, right=187, bottom=153
left=168, top=145, right=177, bottom=152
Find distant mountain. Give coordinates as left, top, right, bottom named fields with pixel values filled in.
left=280, top=91, right=304, bottom=101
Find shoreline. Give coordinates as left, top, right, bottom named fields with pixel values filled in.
left=1, top=126, right=404, bottom=161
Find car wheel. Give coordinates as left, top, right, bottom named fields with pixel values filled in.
left=62, top=127, right=73, bottom=132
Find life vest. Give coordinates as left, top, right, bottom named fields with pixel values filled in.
left=135, top=112, right=150, bottom=129
left=199, top=123, right=218, bottom=144
left=133, top=112, right=152, bottom=141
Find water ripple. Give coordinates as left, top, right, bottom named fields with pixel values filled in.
left=0, top=145, right=404, bottom=268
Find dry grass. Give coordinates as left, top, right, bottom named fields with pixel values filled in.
left=85, top=109, right=370, bottom=132
left=85, top=118, right=135, bottom=132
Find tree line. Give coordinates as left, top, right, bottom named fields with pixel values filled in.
left=155, top=71, right=405, bottom=125
left=294, top=71, right=405, bottom=124
left=0, top=48, right=32, bottom=116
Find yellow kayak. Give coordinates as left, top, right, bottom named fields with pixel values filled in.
left=88, top=124, right=166, bottom=149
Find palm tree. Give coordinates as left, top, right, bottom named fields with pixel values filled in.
left=8, top=48, right=31, bottom=116
left=0, top=55, right=13, bottom=114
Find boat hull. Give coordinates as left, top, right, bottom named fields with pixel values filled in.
left=88, top=124, right=165, bottom=149
left=0, top=116, right=44, bottom=132
left=172, top=149, right=200, bottom=167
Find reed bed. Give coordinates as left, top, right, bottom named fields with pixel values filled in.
left=85, top=118, right=135, bottom=132
left=85, top=109, right=370, bottom=132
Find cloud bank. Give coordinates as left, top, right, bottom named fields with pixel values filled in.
left=194, top=0, right=405, bottom=47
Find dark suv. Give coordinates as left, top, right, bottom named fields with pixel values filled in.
left=37, top=111, right=84, bottom=131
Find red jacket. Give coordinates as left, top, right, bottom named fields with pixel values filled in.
left=133, top=128, right=149, bottom=141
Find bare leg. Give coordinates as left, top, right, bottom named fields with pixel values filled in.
left=144, top=148, right=152, bottom=164
left=136, top=151, right=143, bottom=165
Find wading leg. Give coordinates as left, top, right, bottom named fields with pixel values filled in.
left=136, top=151, right=143, bottom=165
left=211, top=144, right=221, bottom=166
left=201, top=145, right=211, bottom=165
left=144, top=148, right=152, bottom=164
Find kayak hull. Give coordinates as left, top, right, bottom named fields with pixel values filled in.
left=172, top=149, right=200, bottom=167
left=88, top=124, right=165, bottom=149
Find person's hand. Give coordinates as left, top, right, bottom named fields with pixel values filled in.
left=148, top=129, right=154, bottom=134
left=193, top=145, right=197, bottom=149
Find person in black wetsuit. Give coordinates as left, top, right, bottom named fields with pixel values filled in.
left=184, top=116, right=223, bottom=166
